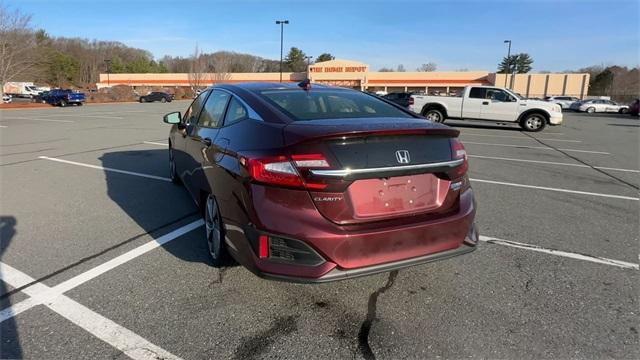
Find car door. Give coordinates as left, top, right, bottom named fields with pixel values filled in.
left=183, top=90, right=231, bottom=199
left=480, top=88, right=519, bottom=122
left=172, top=90, right=210, bottom=182
left=463, top=87, right=486, bottom=119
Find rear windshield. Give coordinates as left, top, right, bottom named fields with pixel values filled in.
left=260, top=89, right=413, bottom=121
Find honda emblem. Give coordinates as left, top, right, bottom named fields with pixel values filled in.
left=395, top=150, right=410, bottom=164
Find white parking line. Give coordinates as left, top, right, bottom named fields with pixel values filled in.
left=0, top=263, right=183, bottom=360
left=47, top=114, right=124, bottom=119
left=38, top=156, right=171, bottom=182
left=0, top=220, right=202, bottom=323
left=143, top=141, right=168, bottom=146
left=463, top=141, right=610, bottom=154
left=469, top=155, right=640, bottom=173
left=479, top=236, right=639, bottom=270
left=470, top=178, right=639, bottom=201
left=462, top=133, right=581, bottom=143
left=0, top=125, right=7, bottom=128
left=3, top=117, right=75, bottom=123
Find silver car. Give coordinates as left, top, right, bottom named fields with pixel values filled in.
left=572, top=99, right=629, bottom=113
left=545, top=96, right=580, bottom=110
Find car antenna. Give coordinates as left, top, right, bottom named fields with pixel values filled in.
left=298, top=79, right=311, bottom=91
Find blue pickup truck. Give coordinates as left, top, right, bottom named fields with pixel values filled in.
left=43, top=89, right=86, bottom=107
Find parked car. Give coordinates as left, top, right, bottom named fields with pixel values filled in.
left=32, top=91, right=50, bottom=104
left=410, top=86, right=563, bottom=132
left=3, top=82, right=42, bottom=98
left=628, top=99, right=639, bottom=117
left=2, top=94, right=12, bottom=103
left=43, top=89, right=86, bottom=107
left=571, top=99, right=629, bottom=113
left=162, top=83, right=478, bottom=282
left=382, top=92, right=414, bottom=108
left=544, top=96, right=580, bottom=110
left=139, top=92, right=174, bottom=103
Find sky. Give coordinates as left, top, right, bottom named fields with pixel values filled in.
left=13, top=0, right=640, bottom=72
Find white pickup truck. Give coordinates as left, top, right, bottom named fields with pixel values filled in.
left=409, top=86, right=563, bottom=132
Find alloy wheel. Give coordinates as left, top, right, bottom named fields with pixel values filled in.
left=525, top=115, right=543, bottom=130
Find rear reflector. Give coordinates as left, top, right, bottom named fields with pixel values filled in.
left=259, top=235, right=269, bottom=258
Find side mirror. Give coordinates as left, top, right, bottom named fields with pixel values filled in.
left=163, top=112, right=181, bottom=124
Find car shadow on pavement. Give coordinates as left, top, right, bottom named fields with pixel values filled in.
left=0, top=216, right=23, bottom=359
left=446, top=121, right=524, bottom=132
left=99, top=149, right=237, bottom=268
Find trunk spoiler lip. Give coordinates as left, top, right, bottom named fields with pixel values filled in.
left=283, top=125, right=460, bottom=147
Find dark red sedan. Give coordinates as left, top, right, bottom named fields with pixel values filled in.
left=163, top=82, right=478, bottom=282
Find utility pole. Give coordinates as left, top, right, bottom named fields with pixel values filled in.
left=503, top=40, right=511, bottom=88
left=275, top=20, right=289, bottom=83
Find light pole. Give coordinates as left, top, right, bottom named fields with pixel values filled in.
left=305, top=55, right=313, bottom=79
left=104, top=59, right=112, bottom=87
left=275, top=20, right=289, bottom=83
left=503, top=40, right=511, bottom=88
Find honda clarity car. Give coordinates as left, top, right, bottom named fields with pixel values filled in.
left=162, top=82, right=478, bottom=282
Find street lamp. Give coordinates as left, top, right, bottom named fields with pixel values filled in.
left=104, top=59, right=112, bottom=87
left=503, top=40, right=511, bottom=88
left=275, top=20, right=289, bottom=83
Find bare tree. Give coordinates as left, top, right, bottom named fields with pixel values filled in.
left=0, top=4, right=38, bottom=96
left=417, top=62, right=437, bottom=72
left=188, top=44, right=208, bottom=92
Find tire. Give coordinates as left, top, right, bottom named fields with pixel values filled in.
left=161, top=97, right=167, bottom=103
left=586, top=107, right=595, bottom=113
left=204, top=194, right=228, bottom=267
left=59, top=100, right=67, bottom=107
left=619, top=108, right=629, bottom=114
left=169, top=145, right=180, bottom=185
left=139, top=97, right=145, bottom=103
left=424, top=108, right=445, bottom=123
left=77, top=102, right=83, bottom=106
left=519, top=113, right=547, bottom=132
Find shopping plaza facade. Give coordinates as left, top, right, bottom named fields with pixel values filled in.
left=97, top=59, right=590, bottom=99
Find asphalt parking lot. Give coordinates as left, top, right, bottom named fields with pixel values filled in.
left=0, top=102, right=638, bottom=359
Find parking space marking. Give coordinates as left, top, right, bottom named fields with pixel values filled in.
left=143, top=141, right=168, bottom=146
left=464, top=141, right=610, bottom=154
left=0, top=263, right=182, bottom=360
left=38, top=156, right=171, bottom=182
left=462, top=133, right=581, bottom=143
left=470, top=178, right=639, bottom=201
left=2, top=117, right=75, bottom=123
left=469, top=155, right=640, bottom=173
left=479, top=236, right=639, bottom=270
left=46, top=114, right=124, bottom=120
left=53, top=220, right=203, bottom=294
left=0, top=125, right=7, bottom=128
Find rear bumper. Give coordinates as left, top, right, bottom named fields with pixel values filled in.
left=262, top=242, right=476, bottom=283
left=226, top=185, right=477, bottom=282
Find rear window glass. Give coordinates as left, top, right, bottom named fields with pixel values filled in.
left=260, top=89, right=413, bottom=121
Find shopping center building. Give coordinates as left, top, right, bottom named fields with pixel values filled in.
left=97, top=58, right=590, bottom=99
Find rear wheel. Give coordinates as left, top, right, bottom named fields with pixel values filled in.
left=586, top=107, right=595, bottom=113
left=59, top=100, right=67, bottom=107
left=520, top=113, right=546, bottom=132
left=619, top=108, right=629, bottom=114
left=205, top=194, right=227, bottom=267
left=161, top=97, right=167, bottom=103
left=424, top=109, right=445, bottom=123
left=139, top=97, right=145, bottom=103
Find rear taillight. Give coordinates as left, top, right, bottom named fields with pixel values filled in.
left=449, top=138, right=468, bottom=179
left=408, top=96, right=415, bottom=106
left=243, top=154, right=331, bottom=190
